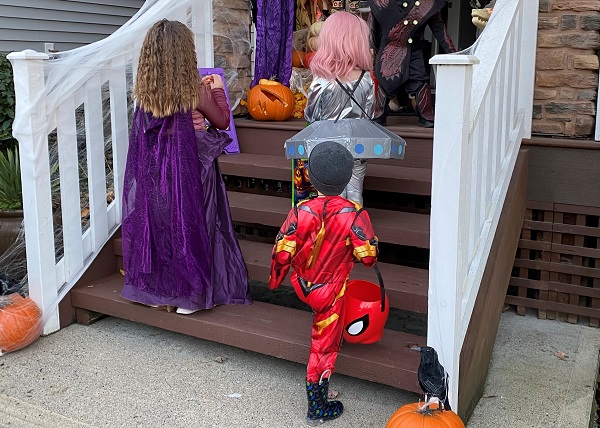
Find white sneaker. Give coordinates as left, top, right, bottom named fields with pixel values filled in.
left=176, top=307, right=199, bottom=315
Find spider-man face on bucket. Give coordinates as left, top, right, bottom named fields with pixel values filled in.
left=343, top=279, right=389, bottom=344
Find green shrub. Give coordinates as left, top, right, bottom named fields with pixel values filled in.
left=0, top=54, right=17, bottom=153
left=0, top=146, right=22, bottom=211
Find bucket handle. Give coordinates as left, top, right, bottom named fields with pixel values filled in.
left=373, top=264, right=386, bottom=312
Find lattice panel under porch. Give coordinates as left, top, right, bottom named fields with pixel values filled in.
left=507, top=201, right=600, bottom=327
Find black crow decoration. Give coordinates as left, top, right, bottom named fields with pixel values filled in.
left=416, top=346, right=451, bottom=411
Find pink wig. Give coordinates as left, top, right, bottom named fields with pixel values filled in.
left=309, top=12, right=373, bottom=81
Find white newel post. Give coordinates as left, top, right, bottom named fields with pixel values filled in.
left=8, top=50, right=60, bottom=335
left=191, top=0, right=214, bottom=67
left=427, top=54, right=479, bottom=412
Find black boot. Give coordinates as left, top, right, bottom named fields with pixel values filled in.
left=409, top=83, right=435, bottom=128
left=306, top=379, right=343, bottom=426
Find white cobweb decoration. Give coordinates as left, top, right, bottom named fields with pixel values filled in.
left=4, top=0, right=252, bottom=312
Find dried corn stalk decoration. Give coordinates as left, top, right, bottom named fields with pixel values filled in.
left=295, top=0, right=334, bottom=30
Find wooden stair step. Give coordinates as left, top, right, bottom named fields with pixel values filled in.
left=234, top=117, right=434, bottom=169
left=227, top=191, right=430, bottom=249
left=70, top=274, right=423, bottom=393
left=219, top=152, right=432, bottom=195
left=238, top=240, right=428, bottom=314
left=112, top=238, right=428, bottom=313
left=234, top=116, right=434, bottom=138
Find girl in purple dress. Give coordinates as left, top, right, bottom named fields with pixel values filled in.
left=121, top=19, right=251, bottom=314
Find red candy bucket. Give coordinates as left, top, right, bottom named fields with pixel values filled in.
left=343, top=266, right=389, bottom=344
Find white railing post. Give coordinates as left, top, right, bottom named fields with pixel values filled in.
left=8, top=50, right=60, bottom=334
left=109, top=57, right=130, bottom=223
left=427, top=54, right=479, bottom=411
left=191, top=0, right=214, bottom=67
left=518, top=0, right=539, bottom=138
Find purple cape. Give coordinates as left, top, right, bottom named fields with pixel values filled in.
left=121, top=108, right=251, bottom=309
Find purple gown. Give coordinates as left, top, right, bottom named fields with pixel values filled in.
left=121, top=93, right=251, bottom=310
left=195, top=127, right=252, bottom=308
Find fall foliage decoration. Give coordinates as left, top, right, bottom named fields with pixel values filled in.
left=244, top=79, right=295, bottom=121
left=386, top=402, right=465, bottom=428
left=292, top=92, right=308, bottom=118
left=295, top=0, right=331, bottom=30
left=0, top=293, right=43, bottom=354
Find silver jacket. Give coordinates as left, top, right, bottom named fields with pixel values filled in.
left=304, top=74, right=375, bottom=123
left=304, top=73, right=375, bottom=205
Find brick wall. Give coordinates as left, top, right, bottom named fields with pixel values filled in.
left=534, top=0, right=600, bottom=137
left=213, top=0, right=252, bottom=112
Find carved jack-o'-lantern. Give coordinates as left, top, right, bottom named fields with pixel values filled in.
left=246, top=79, right=295, bottom=121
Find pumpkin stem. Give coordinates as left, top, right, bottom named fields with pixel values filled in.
left=416, top=399, right=441, bottom=415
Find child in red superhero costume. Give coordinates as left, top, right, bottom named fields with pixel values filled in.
left=269, top=141, right=379, bottom=425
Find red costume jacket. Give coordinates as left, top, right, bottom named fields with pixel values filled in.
left=269, top=196, right=378, bottom=293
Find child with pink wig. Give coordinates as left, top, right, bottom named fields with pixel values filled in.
left=304, top=11, right=375, bottom=207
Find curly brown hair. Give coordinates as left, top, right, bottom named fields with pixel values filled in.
left=133, top=19, right=206, bottom=117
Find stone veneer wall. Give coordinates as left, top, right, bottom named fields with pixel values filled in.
left=213, top=0, right=252, bottom=113
left=534, top=0, right=600, bottom=137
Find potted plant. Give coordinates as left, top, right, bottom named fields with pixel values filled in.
left=0, top=147, right=23, bottom=256
left=0, top=54, right=17, bottom=154
left=0, top=54, right=23, bottom=257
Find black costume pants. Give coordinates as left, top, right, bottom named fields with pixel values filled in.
left=403, top=48, right=430, bottom=94
left=376, top=48, right=430, bottom=120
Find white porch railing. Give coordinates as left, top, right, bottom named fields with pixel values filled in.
left=427, top=0, right=538, bottom=410
left=8, top=0, right=214, bottom=335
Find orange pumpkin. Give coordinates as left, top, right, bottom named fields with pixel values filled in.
left=386, top=403, right=465, bottom=428
left=292, top=50, right=306, bottom=68
left=246, top=80, right=295, bottom=121
left=304, top=51, right=316, bottom=69
left=0, top=294, right=42, bottom=354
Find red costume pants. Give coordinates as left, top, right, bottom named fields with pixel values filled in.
left=292, top=272, right=347, bottom=383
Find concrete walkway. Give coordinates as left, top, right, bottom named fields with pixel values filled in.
left=1, top=310, right=599, bottom=427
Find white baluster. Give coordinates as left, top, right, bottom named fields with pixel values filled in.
left=109, top=57, right=129, bottom=225
left=84, top=75, right=109, bottom=249
left=57, top=97, right=84, bottom=279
